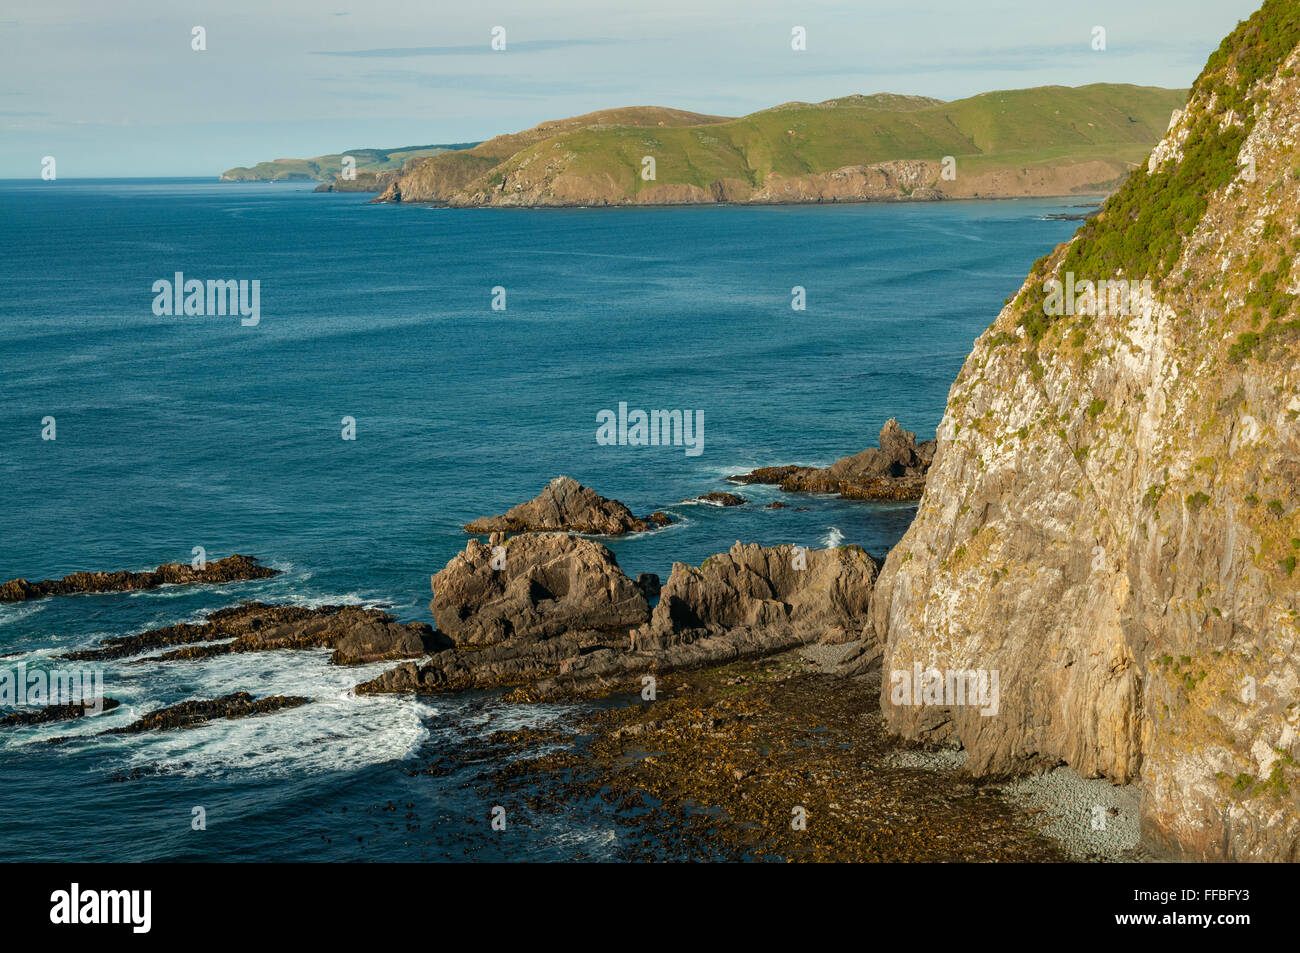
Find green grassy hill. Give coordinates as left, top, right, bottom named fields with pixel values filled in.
left=385, top=106, right=731, bottom=202
left=384, top=84, right=1186, bottom=206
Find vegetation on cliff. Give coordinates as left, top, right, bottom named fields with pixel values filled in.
left=1016, top=1, right=1300, bottom=342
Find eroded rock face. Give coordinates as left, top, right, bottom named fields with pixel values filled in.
left=731, top=419, right=935, bottom=501
left=463, top=476, right=670, bottom=536
left=633, top=542, right=879, bottom=651
left=870, top=5, right=1300, bottom=861
left=57, top=603, right=443, bottom=665
left=0, top=555, right=279, bottom=602
left=430, top=533, right=650, bottom=645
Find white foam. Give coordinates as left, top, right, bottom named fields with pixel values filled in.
left=24, top=647, right=435, bottom=779
left=821, top=526, right=846, bottom=548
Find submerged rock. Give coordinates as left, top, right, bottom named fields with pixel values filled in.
left=731, top=420, right=934, bottom=501
left=463, top=476, right=670, bottom=535
left=0, top=555, right=279, bottom=602
left=57, top=603, right=445, bottom=665
left=693, top=492, right=747, bottom=506
left=0, top=698, right=120, bottom=727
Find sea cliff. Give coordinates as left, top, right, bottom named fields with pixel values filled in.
left=867, top=0, right=1300, bottom=861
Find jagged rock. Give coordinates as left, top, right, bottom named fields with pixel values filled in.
left=430, top=533, right=650, bottom=645
left=0, top=698, right=120, bottom=727
left=633, top=542, right=879, bottom=651
left=870, top=5, right=1300, bottom=862
left=730, top=420, right=934, bottom=501
left=57, top=603, right=444, bottom=665
left=463, top=476, right=671, bottom=535
left=360, top=542, right=877, bottom=700
left=0, top=555, right=279, bottom=602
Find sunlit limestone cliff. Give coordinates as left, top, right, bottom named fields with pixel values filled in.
left=867, top=0, right=1300, bottom=861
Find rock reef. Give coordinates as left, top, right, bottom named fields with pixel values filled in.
left=0, top=555, right=279, bottom=602
left=105, top=692, right=310, bottom=734
left=57, top=603, right=444, bottom=665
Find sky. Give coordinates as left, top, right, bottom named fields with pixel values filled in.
left=0, top=0, right=1267, bottom=178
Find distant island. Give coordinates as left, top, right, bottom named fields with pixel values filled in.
left=220, top=84, right=1187, bottom=207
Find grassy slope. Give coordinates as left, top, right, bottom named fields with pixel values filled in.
left=393, top=106, right=731, bottom=200
left=467, top=84, right=1186, bottom=198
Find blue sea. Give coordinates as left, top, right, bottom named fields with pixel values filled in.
left=0, top=179, right=1079, bottom=861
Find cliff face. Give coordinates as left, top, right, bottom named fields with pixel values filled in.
left=871, top=0, right=1300, bottom=861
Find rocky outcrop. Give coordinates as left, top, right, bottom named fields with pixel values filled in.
left=463, top=476, right=670, bottom=535
left=360, top=540, right=877, bottom=699
left=0, top=555, right=279, bottom=602
left=731, top=419, right=935, bottom=501
left=634, top=542, right=879, bottom=650
left=57, top=603, right=444, bottom=665
left=869, top=1, right=1300, bottom=862
left=430, top=532, right=650, bottom=644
